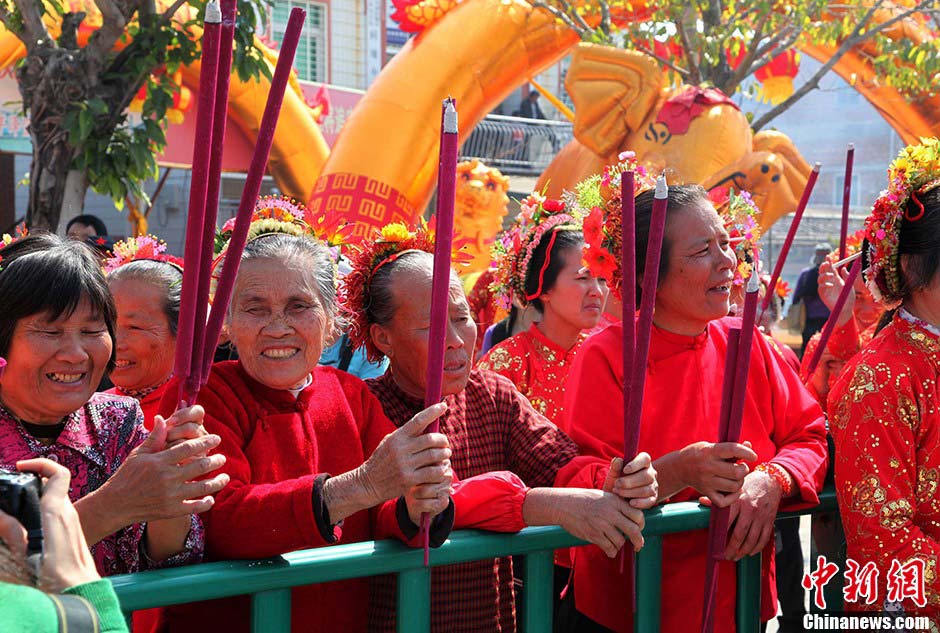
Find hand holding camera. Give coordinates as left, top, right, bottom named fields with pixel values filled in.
left=0, top=459, right=100, bottom=592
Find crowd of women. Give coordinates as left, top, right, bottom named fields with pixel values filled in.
left=0, top=137, right=938, bottom=632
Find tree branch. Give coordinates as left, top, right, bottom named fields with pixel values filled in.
left=598, top=0, right=611, bottom=40
left=676, top=11, right=701, bottom=84
left=158, top=0, right=188, bottom=25
left=750, top=0, right=931, bottom=131
left=11, top=0, right=54, bottom=53
left=87, top=0, right=127, bottom=64
left=647, top=49, right=691, bottom=77
left=532, top=1, right=589, bottom=38
left=724, top=13, right=777, bottom=92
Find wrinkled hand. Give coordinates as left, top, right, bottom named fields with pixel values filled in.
left=700, top=469, right=783, bottom=560
left=679, top=441, right=756, bottom=508
left=15, top=458, right=100, bottom=592
left=405, top=459, right=454, bottom=525
left=556, top=489, right=645, bottom=558
left=361, top=403, right=451, bottom=506
left=817, top=261, right=854, bottom=326
left=98, top=416, right=229, bottom=526
left=602, top=453, right=658, bottom=509
left=163, top=404, right=209, bottom=450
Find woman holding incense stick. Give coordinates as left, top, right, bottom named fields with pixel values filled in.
left=478, top=193, right=606, bottom=424
left=342, top=221, right=655, bottom=633
left=829, top=139, right=940, bottom=622
left=560, top=184, right=828, bottom=633
left=159, top=204, right=455, bottom=633
left=103, top=236, right=183, bottom=429
left=0, top=233, right=226, bottom=579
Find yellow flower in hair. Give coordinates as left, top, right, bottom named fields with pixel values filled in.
left=1, top=233, right=13, bottom=246
left=380, top=222, right=413, bottom=243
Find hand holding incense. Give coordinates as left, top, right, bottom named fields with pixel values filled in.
left=804, top=259, right=862, bottom=377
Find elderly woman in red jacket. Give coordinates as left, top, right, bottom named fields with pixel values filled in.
left=162, top=201, right=455, bottom=633
left=104, top=236, right=183, bottom=429
left=561, top=183, right=828, bottom=632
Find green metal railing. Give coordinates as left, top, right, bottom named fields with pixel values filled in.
left=110, top=487, right=837, bottom=632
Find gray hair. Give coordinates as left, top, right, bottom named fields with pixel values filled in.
left=108, top=260, right=183, bottom=335
left=367, top=250, right=461, bottom=327
left=240, top=233, right=345, bottom=331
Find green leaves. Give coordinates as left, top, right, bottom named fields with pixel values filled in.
left=49, top=0, right=273, bottom=210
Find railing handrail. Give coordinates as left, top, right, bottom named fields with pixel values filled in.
left=482, top=114, right=572, bottom=127
left=110, top=487, right=837, bottom=613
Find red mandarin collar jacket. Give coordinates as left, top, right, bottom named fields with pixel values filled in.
left=558, top=317, right=828, bottom=632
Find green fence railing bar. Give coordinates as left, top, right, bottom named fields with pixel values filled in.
left=110, top=487, right=838, bottom=632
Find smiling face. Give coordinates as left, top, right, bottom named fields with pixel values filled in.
left=109, top=277, right=177, bottom=392
left=370, top=260, right=476, bottom=399
left=653, top=200, right=737, bottom=335
left=1, top=299, right=113, bottom=423
left=539, top=245, right=605, bottom=331
left=226, top=257, right=332, bottom=390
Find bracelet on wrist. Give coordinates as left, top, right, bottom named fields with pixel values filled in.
left=754, top=462, right=793, bottom=497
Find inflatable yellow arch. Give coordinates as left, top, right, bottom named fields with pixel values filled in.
left=306, top=0, right=940, bottom=236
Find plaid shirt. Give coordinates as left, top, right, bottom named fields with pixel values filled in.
left=366, top=368, right=579, bottom=632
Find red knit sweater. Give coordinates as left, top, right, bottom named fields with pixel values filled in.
left=161, top=362, right=415, bottom=633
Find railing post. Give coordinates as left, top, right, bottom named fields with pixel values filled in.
left=251, top=588, right=291, bottom=633
left=635, top=536, right=662, bottom=633
left=397, top=566, right=431, bottom=633
left=735, top=553, right=762, bottom=632
left=521, top=550, right=554, bottom=632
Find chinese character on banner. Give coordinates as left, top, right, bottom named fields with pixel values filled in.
left=803, top=555, right=840, bottom=610
left=886, top=558, right=927, bottom=608
left=844, top=559, right=880, bottom=605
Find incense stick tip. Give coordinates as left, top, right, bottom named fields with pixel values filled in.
left=205, top=0, right=222, bottom=23
left=812, top=162, right=821, bottom=172
left=746, top=269, right=760, bottom=293
left=443, top=100, right=458, bottom=134
left=848, top=143, right=855, bottom=151
left=654, top=173, right=667, bottom=198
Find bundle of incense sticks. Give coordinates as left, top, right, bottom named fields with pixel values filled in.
left=200, top=7, right=306, bottom=387
left=174, top=4, right=307, bottom=406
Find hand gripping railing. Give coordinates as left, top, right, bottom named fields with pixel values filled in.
left=110, top=487, right=838, bottom=632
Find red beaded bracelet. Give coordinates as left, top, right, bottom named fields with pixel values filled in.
left=755, top=462, right=793, bottom=497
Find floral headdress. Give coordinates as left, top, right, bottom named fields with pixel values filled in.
left=711, top=188, right=762, bottom=286
left=489, top=193, right=580, bottom=310
left=215, top=195, right=354, bottom=255
left=103, top=235, right=183, bottom=274
left=0, top=223, right=27, bottom=270
left=576, top=153, right=656, bottom=297
left=865, top=138, right=940, bottom=306
left=341, top=221, right=469, bottom=362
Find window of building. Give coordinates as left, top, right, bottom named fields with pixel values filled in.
left=272, top=0, right=328, bottom=82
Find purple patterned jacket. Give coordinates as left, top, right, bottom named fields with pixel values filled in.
left=0, top=392, right=203, bottom=576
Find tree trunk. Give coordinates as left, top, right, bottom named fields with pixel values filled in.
left=19, top=48, right=94, bottom=231
left=56, top=170, right=89, bottom=234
